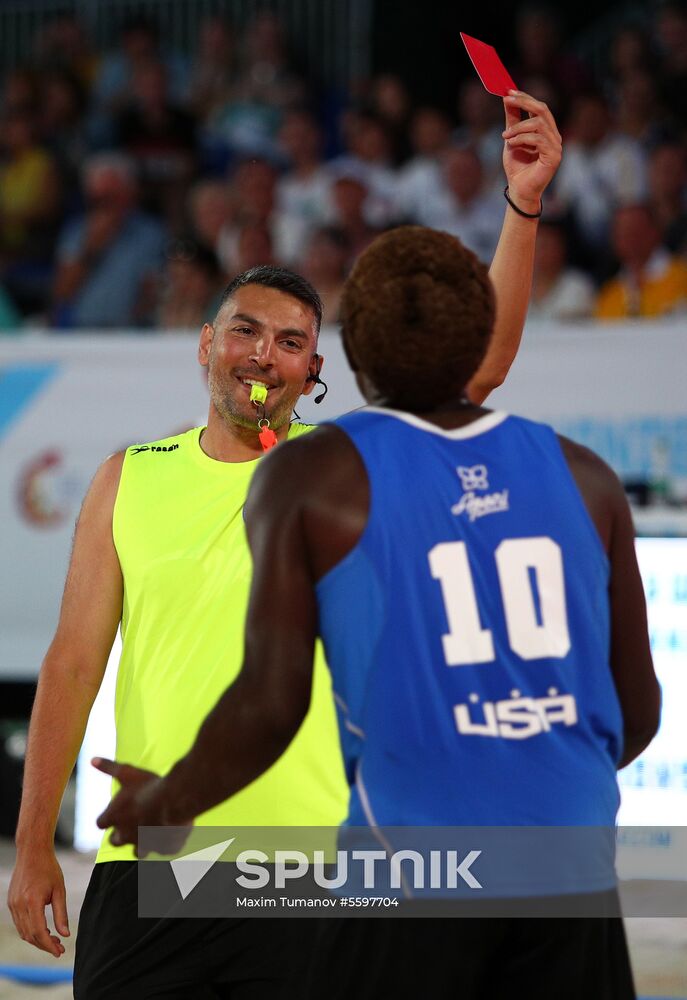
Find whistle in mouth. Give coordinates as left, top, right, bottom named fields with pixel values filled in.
left=249, top=384, right=268, bottom=405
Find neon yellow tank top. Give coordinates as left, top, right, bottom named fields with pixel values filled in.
left=96, top=425, right=348, bottom=862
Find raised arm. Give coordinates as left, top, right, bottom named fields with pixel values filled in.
left=8, top=453, right=124, bottom=957
left=468, top=91, right=562, bottom=403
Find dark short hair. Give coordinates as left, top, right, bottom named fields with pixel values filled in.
left=217, top=265, right=323, bottom=333
left=340, top=226, right=494, bottom=409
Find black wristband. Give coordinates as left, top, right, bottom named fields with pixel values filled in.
left=504, top=185, right=543, bottom=219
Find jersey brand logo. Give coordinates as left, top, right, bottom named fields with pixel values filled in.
left=452, top=464, right=509, bottom=521
left=457, top=465, right=489, bottom=491
left=452, top=490, right=510, bottom=521
left=454, top=688, right=577, bottom=740
left=131, top=443, right=179, bottom=455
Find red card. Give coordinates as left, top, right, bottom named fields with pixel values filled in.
left=460, top=33, right=517, bottom=97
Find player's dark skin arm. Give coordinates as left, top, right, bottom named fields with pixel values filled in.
left=95, top=417, right=659, bottom=843
left=558, top=436, right=661, bottom=768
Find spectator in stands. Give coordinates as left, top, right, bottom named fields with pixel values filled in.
left=395, top=106, right=452, bottom=220
left=1, top=68, right=39, bottom=115
left=413, top=145, right=504, bottom=263
left=231, top=222, right=275, bottom=277
left=188, top=15, right=237, bottom=122
left=331, top=110, right=398, bottom=226
left=298, top=225, right=350, bottom=324
left=186, top=178, right=234, bottom=267
left=275, top=109, right=332, bottom=263
left=205, top=11, right=306, bottom=163
left=155, top=238, right=222, bottom=330
left=91, top=16, right=189, bottom=145
left=214, top=158, right=279, bottom=273
left=115, top=59, right=197, bottom=229
left=12, top=2, right=687, bottom=331
left=39, top=71, right=90, bottom=211
left=0, top=107, right=59, bottom=255
left=31, top=14, right=99, bottom=92
left=512, top=6, right=590, bottom=114
left=326, top=167, right=382, bottom=264
left=234, top=10, right=306, bottom=107
left=554, top=91, right=647, bottom=260
left=595, top=203, right=687, bottom=319
left=367, top=73, right=413, bottom=164
left=453, top=79, right=503, bottom=190
left=227, top=155, right=275, bottom=219
left=529, top=220, right=594, bottom=321
left=655, top=3, right=687, bottom=128
left=0, top=106, right=60, bottom=313
left=647, top=141, right=687, bottom=254
left=226, top=153, right=324, bottom=272
left=606, top=23, right=657, bottom=87
left=612, top=70, right=677, bottom=151
left=51, top=153, right=164, bottom=329
left=232, top=156, right=278, bottom=228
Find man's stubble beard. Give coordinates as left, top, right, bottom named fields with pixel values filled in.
left=207, top=366, right=298, bottom=432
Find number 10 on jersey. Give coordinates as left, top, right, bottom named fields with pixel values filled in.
left=428, top=537, right=571, bottom=666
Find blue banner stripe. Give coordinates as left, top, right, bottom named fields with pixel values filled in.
left=0, top=363, right=59, bottom=437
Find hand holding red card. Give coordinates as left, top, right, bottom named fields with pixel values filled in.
left=459, top=31, right=563, bottom=210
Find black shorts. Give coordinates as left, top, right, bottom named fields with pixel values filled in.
left=304, top=909, right=636, bottom=1000
left=73, top=862, right=315, bottom=1000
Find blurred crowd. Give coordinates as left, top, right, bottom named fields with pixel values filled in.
left=1, top=4, right=687, bottom=332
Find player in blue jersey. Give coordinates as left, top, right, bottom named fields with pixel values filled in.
left=97, top=225, right=660, bottom=999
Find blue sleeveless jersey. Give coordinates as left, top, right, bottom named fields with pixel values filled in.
left=316, top=408, right=623, bottom=830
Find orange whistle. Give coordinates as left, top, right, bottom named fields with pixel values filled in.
left=259, top=425, right=278, bottom=451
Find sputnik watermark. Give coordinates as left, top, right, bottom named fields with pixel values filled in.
left=169, top=842, right=482, bottom=897
left=224, top=846, right=481, bottom=891
left=137, top=826, right=687, bottom=918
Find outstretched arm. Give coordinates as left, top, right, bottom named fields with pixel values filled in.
left=468, top=90, right=562, bottom=403
left=95, top=439, right=319, bottom=850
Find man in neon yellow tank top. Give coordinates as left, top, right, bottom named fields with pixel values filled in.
left=9, top=87, right=562, bottom=997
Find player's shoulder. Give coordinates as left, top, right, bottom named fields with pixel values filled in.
left=249, top=423, right=365, bottom=511
left=92, top=449, right=126, bottom=494
left=557, top=435, right=624, bottom=494
left=556, top=434, right=629, bottom=540
left=80, top=449, right=127, bottom=522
